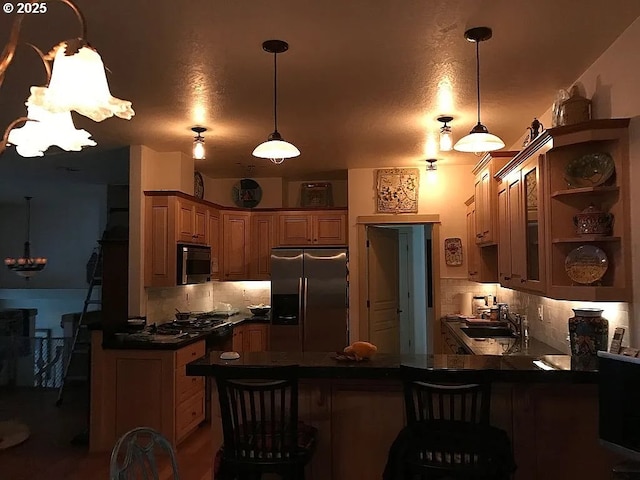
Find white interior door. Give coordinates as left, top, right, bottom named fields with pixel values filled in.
left=367, top=226, right=400, bottom=354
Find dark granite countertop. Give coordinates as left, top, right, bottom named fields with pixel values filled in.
left=443, top=319, right=564, bottom=357
left=102, top=315, right=269, bottom=350
left=186, top=350, right=599, bottom=383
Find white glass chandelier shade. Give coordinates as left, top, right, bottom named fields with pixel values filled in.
left=439, top=126, right=453, bottom=151
left=27, top=44, right=134, bottom=122
left=454, top=130, right=505, bottom=153
left=252, top=138, right=300, bottom=165
left=8, top=104, right=96, bottom=157
left=193, top=138, right=205, bottom=160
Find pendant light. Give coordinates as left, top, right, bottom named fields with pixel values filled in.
left=437, top=116, right=453, bottom=152
left=192, top=126, right=206, bottom=160
left=252, top=40, right=300, bottom=165
left=454, top=27, right=505, bottom=154
left=4, top=197, right=47, bottom=279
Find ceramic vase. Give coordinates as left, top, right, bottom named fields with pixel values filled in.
left=568, top=308, right=608, bottom=356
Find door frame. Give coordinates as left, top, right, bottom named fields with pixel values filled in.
left=356, top=215, right=441, bottom=353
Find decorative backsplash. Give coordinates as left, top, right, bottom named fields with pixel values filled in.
left=439, top=278, right=498, bottom=315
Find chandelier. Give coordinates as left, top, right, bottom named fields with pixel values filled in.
left=4, top=197, right=47, bottom=279
left=0, top=0, right=134, bottom=158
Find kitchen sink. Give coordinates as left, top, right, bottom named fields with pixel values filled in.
left=459, top=326, right=517, bottom=338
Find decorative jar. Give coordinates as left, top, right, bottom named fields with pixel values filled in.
left=568, top=308, right=608, bottom=356
left=573, top=204, right=613, bottom=236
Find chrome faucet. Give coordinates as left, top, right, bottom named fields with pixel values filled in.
left=506, top=312, right=524, bottom=338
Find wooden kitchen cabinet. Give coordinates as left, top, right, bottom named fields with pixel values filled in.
left=232, top=323, right=270, bottom=352
left=89, top=333, right=205, bottom=452
left=278, top=210, right=347, bottom=246
left=250, top=212, right=277, bottom=280
left=472, top=151, right=517, bottom=246
left=465, top=196, right=497, bottom=283
left=177, top=197, right=208, bottom=245
left=495, top=119, right=630, bottom=301
left=221, top=211, right=251, bottom=280
left=208, top=208, right=220, bottom=280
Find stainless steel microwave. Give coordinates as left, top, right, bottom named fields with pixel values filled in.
left=177, top=244, right=211, bottom=285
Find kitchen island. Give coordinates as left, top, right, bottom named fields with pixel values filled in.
left=187, top=351, right=618, bottom=480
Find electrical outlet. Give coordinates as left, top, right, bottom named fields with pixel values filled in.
left=537, top=305, right=543, bottom=322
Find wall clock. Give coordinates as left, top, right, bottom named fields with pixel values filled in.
left=232, top=178, right=262, bottom=208
left=194, top=171, right=204, bottom=199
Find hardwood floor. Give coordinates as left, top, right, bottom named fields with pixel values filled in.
left=0, top=387, right=213, bottom=480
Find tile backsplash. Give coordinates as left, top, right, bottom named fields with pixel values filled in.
left=497, top=286, right=629, bottom=353
left=440, top=278, right=498, bottom=315
left=145, top=281, right=271, bottom=324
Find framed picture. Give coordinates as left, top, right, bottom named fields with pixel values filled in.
left=375, top=168, right=419, bottom=213
left=301, top=182, right=333, bottom=207
left=444, top=238, right=463, bottom=266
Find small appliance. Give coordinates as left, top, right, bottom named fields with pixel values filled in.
left=177, top=244, right=211, bottom=285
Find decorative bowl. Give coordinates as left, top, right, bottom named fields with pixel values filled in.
left=564, top=245, right=608, bottom=285
left=248, top=304, right=271, bottom=316
left=564, top=152, right=614, bottom=188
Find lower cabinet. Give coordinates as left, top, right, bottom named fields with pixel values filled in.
left=232, top=322, right=270, bottom=352
left=89, top=332, right=206, bottom=451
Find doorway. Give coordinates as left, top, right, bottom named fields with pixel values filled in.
left=363, top=220, right=437, bottom=354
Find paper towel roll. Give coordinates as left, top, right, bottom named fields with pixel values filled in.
left=460, top=292, right=473, bottom=316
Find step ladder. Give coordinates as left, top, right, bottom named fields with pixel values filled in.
left=56, top=244, right=103, bottom=406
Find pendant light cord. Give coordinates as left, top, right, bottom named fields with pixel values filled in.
left=273, top=51, right=278, bottom=133
left=475, top=40, right=481, bottom=125
left=25, top=196, right=31, bottom=243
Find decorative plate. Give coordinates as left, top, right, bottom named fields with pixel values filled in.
left=564, top=245, right=608, bottom=285
left=444, top=238, right=463, bottom=266
left=564, top=152, right=614, bottom=188
left=232, top=178, right=262, bottom=208
left=194, top=171, right=204, bottom=199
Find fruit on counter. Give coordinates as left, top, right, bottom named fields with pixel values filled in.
left=344, top=341, right=378, bottom=360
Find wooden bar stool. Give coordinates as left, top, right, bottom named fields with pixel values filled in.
left=213, top=364, right=317, bottom=480
left=383, top=366, right=516, bottom=480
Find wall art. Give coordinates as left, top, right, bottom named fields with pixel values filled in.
left=444, top=238, right=463, bottom=266
left=375, top=168, right=419, bottom=213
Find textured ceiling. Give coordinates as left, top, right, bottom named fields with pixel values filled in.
left=0, top=0, right=639, bottom=180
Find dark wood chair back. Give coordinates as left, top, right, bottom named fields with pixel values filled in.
left=214, top=364, right=302, bottom=467
left=109, top=427, right=180, bottom=480
left=401, top=365, right=491, bottom=426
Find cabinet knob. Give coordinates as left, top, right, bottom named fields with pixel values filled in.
left=521, top=278, right=527, bottom=283
left=504, top=276, right=511, bottom=280
left=476, top=233, right=483, bottom=238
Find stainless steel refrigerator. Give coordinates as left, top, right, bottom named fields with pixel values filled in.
left=270, top=248, right=348, bottom=352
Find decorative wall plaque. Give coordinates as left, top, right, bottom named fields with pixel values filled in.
left=375, top=168, right=419, bottom=213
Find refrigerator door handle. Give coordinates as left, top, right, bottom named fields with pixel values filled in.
left=302, top=277, right=309, bottom=348
left=298, top=277, right=305, bottom=349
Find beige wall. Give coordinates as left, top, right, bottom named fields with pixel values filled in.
left=286, top=180, right=348, bottom=208
left=347, top=164, right=474, bottom=339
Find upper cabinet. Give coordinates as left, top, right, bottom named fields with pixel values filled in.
left=472, top=151, right=518, bottom=246
left=495, top=119, right=630, bottom=301
left=144, top=192, right=348, bottom=286
left=278, top=211, right=347, bottom=246
left=465, top=196, right=498, bottom=283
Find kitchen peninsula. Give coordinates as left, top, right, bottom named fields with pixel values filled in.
left=187, top=351, right=618, bottom=480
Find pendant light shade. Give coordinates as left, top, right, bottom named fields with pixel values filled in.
left=28, top=44, right=134, bottom=122
left=192, top=126, right=206, bottom=160
left=437, top=116, right=453, bottom=152
left=8, top=104, right=96, bottom=157
left=454, top=27, right=504, bottom=154
left=252, top=40, right=300, bottom=165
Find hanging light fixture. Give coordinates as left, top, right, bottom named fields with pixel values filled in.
left=0, top=0, right=134, bottom=158
left=454, top=27, right=505, bottom=154
left=192, top=126, right=207, bottom=160
left=4, top=197, right=47, bottom=279
left=437, top=116, right=454, bottom=152
left=252, top=39, right=300, bottom=165
left=425, top=159, right=437, bottom=172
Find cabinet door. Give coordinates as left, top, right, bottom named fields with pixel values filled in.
left=480, top=170, right=494, bottom=243
left=497, top=181, right=511, bottom=286
left=250, top=213, right=276, bottom=280
left=208, top=210, right=220, bottom=280
left=507, top=172, right=525, bottom=284
left=278, top=213, right=312, bottom=246
left=313, top=212, right=347, bottom=245
left=244, top=324, right=269, bottom=352
left=193, top=204, right=208, bottom=244
left=222, top=212, right=251, bottom=280
left=473, top=177, right=484, bottom=244
left=520, top=156, right=545, bottom=292
left=466, top=201, right=479, bottom=281
left=232, top=326, right=244, bottom=352
left=177, top=199, right=196, bottom=243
